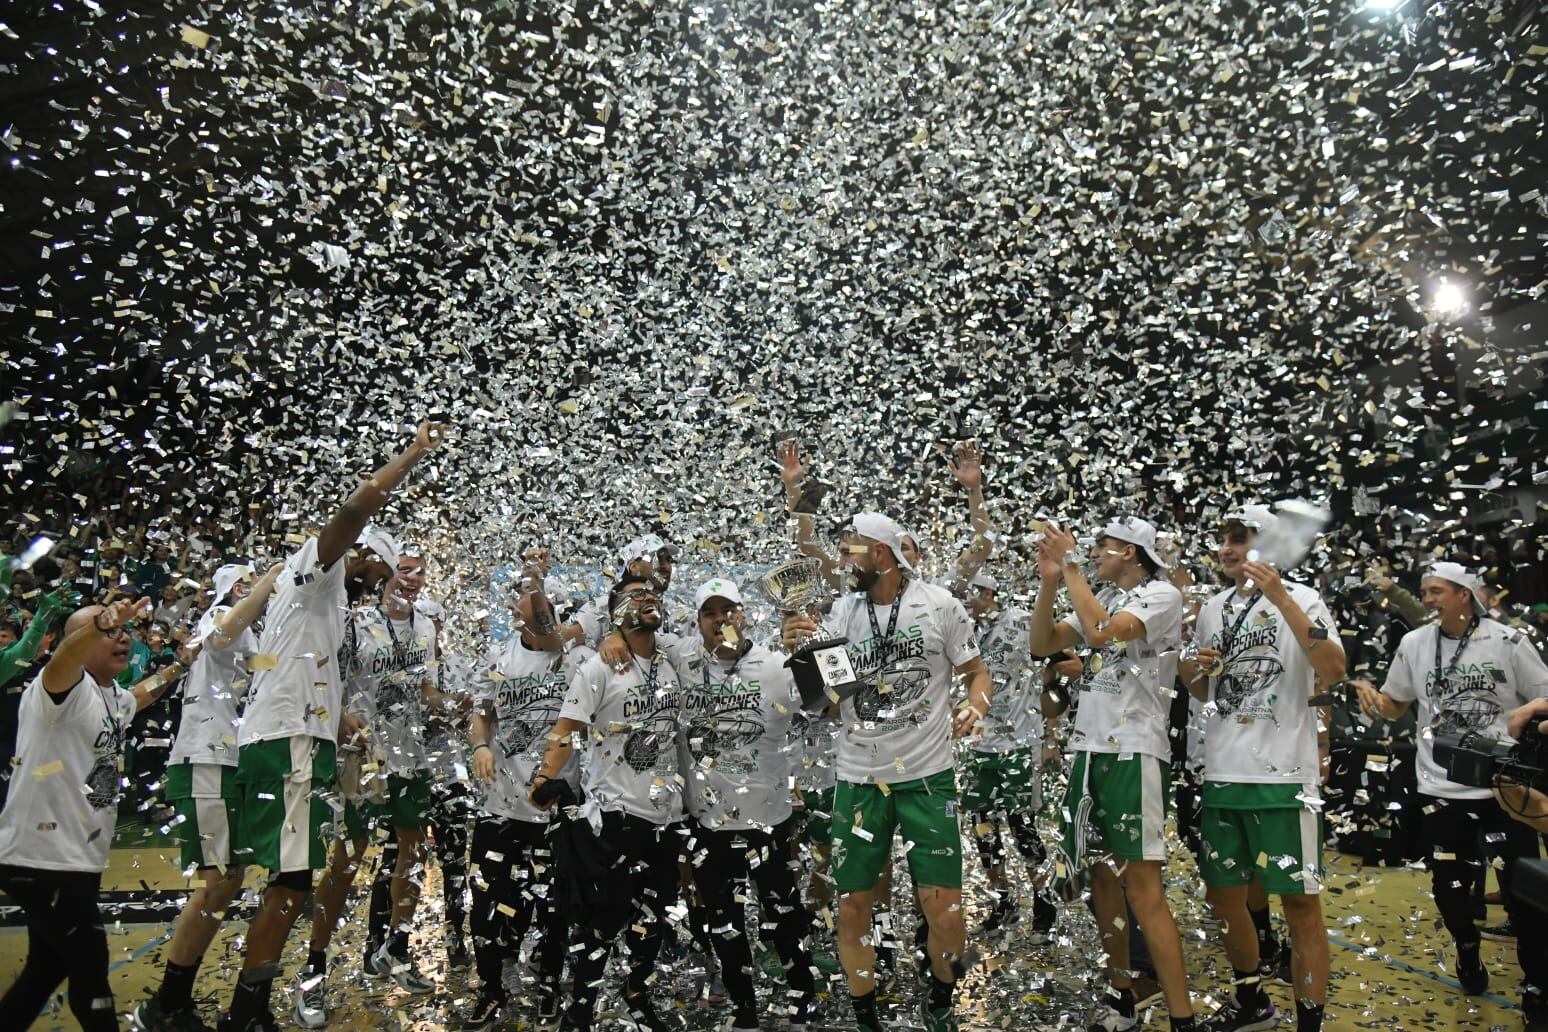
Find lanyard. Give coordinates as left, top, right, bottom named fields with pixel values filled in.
left=701, top=643, right=749, bottom=693
left=1221, top=589, right=1264, bottom=653
left=867, top=583, right=906, bottom=677
left=1433, top=617, right=1477, bottom=694
left=631, top=647, right=662, bottom=690
left=376, top=605, right=416, bottom=668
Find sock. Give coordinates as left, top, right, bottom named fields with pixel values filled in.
left=851, top=990, right=881, bottom=1030
left=305, top=950, right=326, bottom=976
left=1169, top=1018, right=1197, bottom=1032
left=1234, top=967, right=1266, bottom=1009
left=928, top=975, right=954, bottom=1011
left=227, top=972, right=274, bottom=1029
left=157, top=958, right=200, bottom=1012
left=1296, top=1000, right=1325, bottom=1032
left=1108, top=986, right=1136, bottom=1019
left=1249, top=904, right=1277, bottom=955
left=390, top=927, right=410, bottom=957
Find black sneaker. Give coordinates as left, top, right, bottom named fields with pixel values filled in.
left=1478, top=921, right=1514, bottom=942
left=1457, top=946, right=1489, bottom=996
left=447, top=934, right=472, bottom=970
left=978, top=894, right=1019, bottom=934
left=460, top=991, right=506, bottom=1030
left=132, top=997, right=211, bottom=1032
left=625, top=993, right=669, bottom=1032
left=1199, top=999, right=1277, bottom=1031
left=1271, top=939, right=1292, bottom=986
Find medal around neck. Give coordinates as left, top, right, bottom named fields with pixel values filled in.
left=757, top=557, right=858, bottom=711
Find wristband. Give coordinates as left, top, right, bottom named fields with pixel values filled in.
left=473, top=743, right=492, bottom=755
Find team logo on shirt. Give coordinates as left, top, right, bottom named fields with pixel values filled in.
left=1428, top=661, right=1505, bottom=735
left=852, top=658, right=932, bottom=727
left=683, top=674, right=766, bottom=777
left=493, top=673, right=568, bottom=756
left=1214, top=620, right=1284, bottom=719
left=86, top=714, right=123, bottom=810
left=620, top=687, right=683, bottom=775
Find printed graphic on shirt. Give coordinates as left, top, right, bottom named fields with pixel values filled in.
left=492, top=671, right=567, bottom=757
left=1213, top=609, right=1285, bottom=720
left=86, top=710, right=124, bottom=810
left=619, top=685, right=682, bottom=776
left=1428, top=661, right=1507, bottom=736
left=683, top=671, right=766, bottom=778
left=847, top=627, right=931, bottom=729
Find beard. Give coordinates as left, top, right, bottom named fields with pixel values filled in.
left=624, top=603, right=664, bottom=632
left=846, top=565, right=878, bottom=593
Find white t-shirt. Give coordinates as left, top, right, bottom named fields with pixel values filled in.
left=477, top=637, right=593, bottom=822
left=571, top=594, right=611, bottom=649
left=1196, top=582, right=1339, bottom=790
left=820, top=579, right=980, bottom=785
left=238, top=538, right=349, bottom=746
left=423, top=648, right=473, bottom=779
left=972, top=606, right=1044, bottom=755
left=672, top=641, right=799, bottom=832
left=559, top=645, right=686, bottom=824
left=0, top=672, right=137, bottom=872
left=168, top=605, right=257, bottom=770
left=1383, top=618, right=1548, bottom=800
left=1062, top=579, right=1183, bottom=761
left=344, top=606, right=438, bottom=776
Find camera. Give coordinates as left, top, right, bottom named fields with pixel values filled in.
left=1433, top=722, right=1548, bottom=793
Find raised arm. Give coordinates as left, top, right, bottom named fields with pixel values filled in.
left=778, top=437, right=840, bottom=589
left=947, top=441, right=995, bottom=580
left=1042, top=525, right=1147, bottom=650
left=1241, top=561, right=1346, bottom=687
left=42, top=597, right=147, bottom=695
left=316, top=421, right=446, bottom=567
left=206, top=562, right=284, bottom=652
left=1029, top=541, right=1080, bottom=658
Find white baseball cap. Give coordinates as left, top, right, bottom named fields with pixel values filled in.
left=1223, top=504, right=1279, bottom=535
left=1426, top=561, right=1489, bottom=616
left=356, top=527, right=401, bottom=570
left=968, top=571, right=997, bottom=592
left=211, top=563, right=254, bottom=606
left=693, top=577, right=744, bottom=612
left=619, top=533, right=672, bottom=570
left=846, top=512, right=916, bottom=574
left=1098, top=516, right=1168, bottom=570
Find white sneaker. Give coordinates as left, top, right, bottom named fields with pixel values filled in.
left=369, top=942, right=435, bottom=994
left=290, top=970, right=328, bottom=1029
left=1086, top=1001, right=1139, bottom=1032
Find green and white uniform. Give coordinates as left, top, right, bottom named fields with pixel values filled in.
left=963, top=605, right=1043, bottom=814
left=234, top=538, right=348, bottom=873
left=165, top=604, right=256, bottom=869
left=819, top=579, right=979, bottom=891
left=1196, top=581, right=1337, bottom=895
left=1056, top=580, right=1182, bottom=872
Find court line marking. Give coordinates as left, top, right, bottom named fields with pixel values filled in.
left=109, top=926, right=172, bottom=973
left=1327, top=933, right=1521, bottom=1010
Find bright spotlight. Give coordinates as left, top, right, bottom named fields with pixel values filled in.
left=1430, top=279, right=1468, bottom=317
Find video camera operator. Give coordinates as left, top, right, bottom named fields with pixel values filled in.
left=1355, top=562, right=1547, bottom=1022
left=1493, top=698, right=1548, bottom=834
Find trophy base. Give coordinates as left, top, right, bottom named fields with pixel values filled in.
left=787, top=636, right=859, bottom=712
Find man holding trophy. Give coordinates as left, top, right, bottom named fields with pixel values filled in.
left=776, top=512, right=991, bottom=1032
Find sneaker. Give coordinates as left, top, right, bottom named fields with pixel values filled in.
left=289, top=971, right=328, bottom=1029
left=731, top=1005, right=761, bottom=1031
left=624, top=994, right=669, bottom=1031
left=755, top=944, right=786, bottom=981
left=370, top=942, right=436, bottom=994
left=1271, top=939, right=1293, bottom=986
left=459, top=991, right=506, bottom=1031
left=132, top=997, right=211, bottom=1032
left=1130, top=974, right=1163, bottom=1011
left=1198, top=999, right=1277, bottom=1031
left=363, top=941, right=390, bottom=977
left=447, top=934, right=472, bottom=970
left=535, top=987, right=563, bottom=1031
left=1087, top=992, right=1139, bottom=1032
left=812, top=949, right=841, bottom=976
left=921, top=1000, right=961, bottom=1031
left=1457, top=946, right=1489, bottom=996
left=977, top=894, right=1019, bottom=934
left=1478, top=921, right=1515, bottom=942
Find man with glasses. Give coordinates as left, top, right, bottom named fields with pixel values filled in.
left=533, top=574, right=687, bottom=1030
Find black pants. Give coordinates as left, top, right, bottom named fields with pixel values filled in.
left=468, top=815, right=567, bottom=995
left=970, top=809, right=1057, bottom=930
left=686, top=819, right=816, bottom=1018
left=566, top=812, right=682, bottom=1026
left=1420, top=794, right=1544, bottom=986
left=367, top=779, right=473, bottom=949
left=0, top=866, right=117, bottom=1032
left=1172, top=764, right=1205, bottom=869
